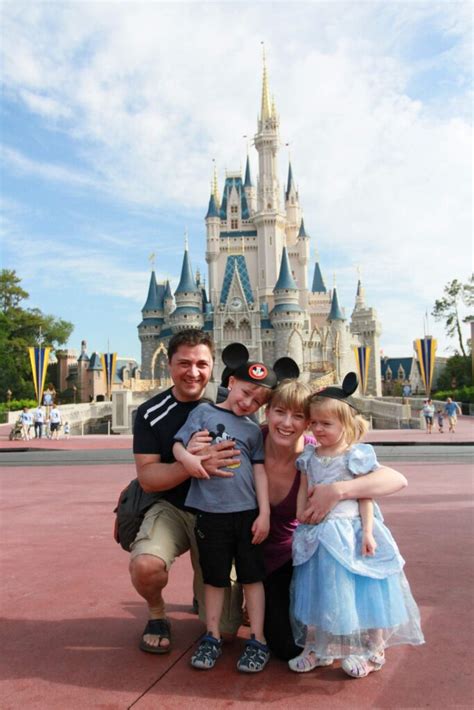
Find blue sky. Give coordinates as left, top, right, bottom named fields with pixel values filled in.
left=1, top=1, right=472, bottom=365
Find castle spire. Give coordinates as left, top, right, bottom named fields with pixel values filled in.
left=212, top=162, right=220, bottom=207
left=260, top=44, right=272, bottom=121
left=175, top=244, right=198, bottom=294
left=311, top=260, right=326, bottom=293
left=244, top=154, right=253, bottom=188
left=328, top=286, right=345, bottom=321
left=285, top=162, right=296, bottom=201
left=142, top=270, right=161, bottom=311
left=274, top=246, right=297, bottom=291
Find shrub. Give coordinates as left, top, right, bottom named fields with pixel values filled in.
left=432, top=386, right=474, bottom=404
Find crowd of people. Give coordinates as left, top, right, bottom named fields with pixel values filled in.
left=17, top=400, right=69, bottom=441
left=128, top=329, right=425, bottom=678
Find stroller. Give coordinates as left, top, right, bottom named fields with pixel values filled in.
left=9, top=418, right=23, bottom=441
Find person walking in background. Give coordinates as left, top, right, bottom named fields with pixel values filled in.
left=20, top=407, right=32, bottom=441
left=34, top=405, right=44, bottom=439
left=422, top=399, right=435, bottom=433
left=444, top=397, right=462, bottom=433
left=436, top=408, right=444, bottom=433
left=63, top=421, right=70, bottom=439
left=49, top=403, right=62, bottom=440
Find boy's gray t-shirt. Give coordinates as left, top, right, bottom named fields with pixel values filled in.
left=174, top=402, right=265, bottom=513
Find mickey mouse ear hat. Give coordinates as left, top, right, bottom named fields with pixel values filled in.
left=316, top=372, right=359, bottom=403
left=222, top=343, right=278, bottom=389
left=273, top=357, right=300, bottom=382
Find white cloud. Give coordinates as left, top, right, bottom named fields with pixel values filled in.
left=0, top=1, right=471, bottom=358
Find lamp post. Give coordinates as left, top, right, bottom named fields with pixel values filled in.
left=6, top=389, right=12, bottom=411
left=72, top=384, right=77, bottom=405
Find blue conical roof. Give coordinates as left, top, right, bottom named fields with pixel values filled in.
left=328, top=287, right=345, bottom=321
left=298, top=218, right=308, bottom=238
left=205, top=193, right=219, bottom=219
left=88, top=352, right=102, bottom=371
left=285, top=162, right=296, bottom=200
left=244, top=155, right=253, bottom=188
left=274, top=247, right=297, bottom=291
left=164, top=280, right=172, bottom=300
left=311, top=262, right=326, bottom=293
left=175, top=250, right=199, bottom=294
left=142, top=271, right=162, bottom=311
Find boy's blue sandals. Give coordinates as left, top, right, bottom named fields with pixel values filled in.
left=237, top=634, right=270, bottom=673
left=191, top=633, right=223, bottom=669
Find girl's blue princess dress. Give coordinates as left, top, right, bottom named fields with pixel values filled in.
left=291, top=443, right=424, bottom=659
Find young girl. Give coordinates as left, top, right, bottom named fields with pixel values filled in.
left=289, top=373, right=424, bottom=678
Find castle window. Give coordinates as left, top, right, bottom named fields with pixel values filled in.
left=230, top=205, right=238, bottom=214
left=231, top=219, right=238, bottom=229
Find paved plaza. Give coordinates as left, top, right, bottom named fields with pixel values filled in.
left=0, top=419, right=473, bottom=709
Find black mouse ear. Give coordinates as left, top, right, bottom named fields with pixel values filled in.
left=220, top=366, right=232, bottom=388
left=342, top=372, right=358, bottom=396
left=273, top=357, right=300, bottom=382
left=222, top=343, right=249, bottom=370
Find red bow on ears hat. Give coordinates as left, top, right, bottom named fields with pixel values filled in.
left=221, top=344, right=300, bottom=389
left=316, top=372, right=359, bottom=402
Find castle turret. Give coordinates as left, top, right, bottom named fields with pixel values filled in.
left=328, top=286, right=345, bottom=322
left=244, top=155, right=256, bottom=215
left=350, top=275, right=382, bottom=396
left=270, top=247, right=304, bottom=367
left=253, top=50, right=287, bottom=305
left=87, top=352, right=105, bottom=401
left=285, top=162, right=301, bottom=245
left=170, top=246, right=204, bottom=332
left=138, top=270, right=165, bottom=379
left=163, top=279, right=174, bottom=316
left=205, top=190, right=221, bottom=305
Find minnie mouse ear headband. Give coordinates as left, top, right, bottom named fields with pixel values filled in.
left=222, top=343, right=300, bottom=390
left=315, top=372, right=359, bottom=406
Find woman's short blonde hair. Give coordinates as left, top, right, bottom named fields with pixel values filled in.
left=267, top=379, right=312, bottom=418
left=309, top=394, right=369, bottom=446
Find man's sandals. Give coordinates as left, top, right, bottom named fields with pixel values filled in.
left=139, top=618, right=172, bottom=654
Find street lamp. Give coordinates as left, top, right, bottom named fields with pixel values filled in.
left=6, top=389, right=12, bottom=410
left=72, top=384, right=77, bottom=404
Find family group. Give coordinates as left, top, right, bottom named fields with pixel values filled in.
left=127, top=329, right=424, bottom=679
left=18, top=402, right=68, bottom=440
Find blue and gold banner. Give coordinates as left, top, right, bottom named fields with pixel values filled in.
left=100, top=352, right=117, bottom=398
left=28, top=346, right=51, bottom=404
left=414, top=337, right=437, bottom=395
left=353, top=345, right=371, bottom=395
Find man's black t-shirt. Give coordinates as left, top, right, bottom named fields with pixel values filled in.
left=133, top=387, right=202, bottom=510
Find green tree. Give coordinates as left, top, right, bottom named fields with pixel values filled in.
left=432, top=275, right=473, bottom=357
left=434, top=354, right=471, bottom=391
left=0, top=270, right=74, bottom=401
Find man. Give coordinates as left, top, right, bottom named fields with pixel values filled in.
left=130, top=329, right=242, bottom=654
left=49, top=403, right=62, bottom=440
left=34, top=405, right=44, bottom=439
left=444, top=397, right=462, bottom=433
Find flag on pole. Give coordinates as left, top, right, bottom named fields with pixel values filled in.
left=28, top=347, right=51, bottom=405
left=100, top=352, right=117, bottom=399
left=414, top=336, right=437, bottom=395
left=353, top=345, right=371, bottom=395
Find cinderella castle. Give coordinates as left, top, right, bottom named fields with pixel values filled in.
left=138, top=57, right=382, bottom=396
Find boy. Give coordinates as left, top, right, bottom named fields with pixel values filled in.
left=436, top=408, right=444, bottom=433
left=173, top=359, right=276, bottom=673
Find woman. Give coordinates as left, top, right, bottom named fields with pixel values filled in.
left=262, top=380, right=408, bottom=660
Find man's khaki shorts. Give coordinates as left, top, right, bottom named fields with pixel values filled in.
left=130, top=499, right=242, bottom=634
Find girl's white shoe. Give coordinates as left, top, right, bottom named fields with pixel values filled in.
left=288, top=649, right=334, bottom=673
left=341, top=652, right=385, bottom=678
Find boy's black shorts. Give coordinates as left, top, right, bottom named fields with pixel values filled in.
left=195, top=508, right=265, bottom=587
